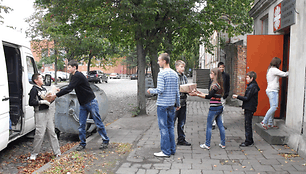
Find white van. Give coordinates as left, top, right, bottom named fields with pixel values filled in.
left=0, top=27, right=39, bottom=151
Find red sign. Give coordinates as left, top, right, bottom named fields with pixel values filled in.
left=273, top=3, right=282, bottom=32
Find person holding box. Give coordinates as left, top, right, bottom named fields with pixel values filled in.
left=175, top=60, right=191, bottom=146
left=28, top=73, right=61, bottom=160
left=233, top=71, right=260, bottom=147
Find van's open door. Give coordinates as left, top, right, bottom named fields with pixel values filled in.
left=0, top=43, right=10, bottom=151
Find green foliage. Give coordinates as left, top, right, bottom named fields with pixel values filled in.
left=33, top=0, right=254, bottom=112
left=0, top=1, right=12, bottom=24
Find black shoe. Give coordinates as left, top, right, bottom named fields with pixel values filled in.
left=177, top=141, right=191, bottom=146
left=76, top=144, right=85, bottom=151
left=212, top=125, right=216, bottom=130
left=223, top=126, right=227, bottom=130
left=239, top=142, right=254, bottom=147
left=100, top=142, right=109, bottom=149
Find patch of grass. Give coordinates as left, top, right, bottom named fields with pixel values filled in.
left=43, top=151, right=95, bottom=174
left=131, top=106, right=140, bottom=117
left=42, top=142, right=133, bottom=174
left=16, top=142, right=79, bottom=174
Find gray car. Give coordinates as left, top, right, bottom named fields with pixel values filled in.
left=87, top=70, right=108, bottom=83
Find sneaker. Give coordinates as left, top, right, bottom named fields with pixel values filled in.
left=200, top=143, right=210, bottom=150
left=177, top=141, right=191, bottom=146
left=76, top=145, right=85, bottom=151
left=212, top=125, right=216, bottom=130
left=239, top=142, right=254, bottom=147
left=27, top=154, right=37, bottom=160
left=260, top=122, right=268, bottom=130
left=219, top=144, right=226, bottom=149
left=153, top=151, right=170, bottom=158
left=223, top=126, right=227, bottom=130
left=268, top=125, right=279, bottom=129
left=99, top=142, right=109, bottom=149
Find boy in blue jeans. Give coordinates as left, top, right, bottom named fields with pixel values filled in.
left=50, top=60, right=109, bottom=151
left=233, top=71, right=260, bottom=147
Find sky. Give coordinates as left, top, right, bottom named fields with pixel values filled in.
left=1, top=0, right=36, bottom=39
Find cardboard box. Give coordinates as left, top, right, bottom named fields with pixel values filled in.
left=180, top=83, right=197, bottom=93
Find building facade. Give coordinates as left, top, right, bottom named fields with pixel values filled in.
left=249, top=0, right=306, bottom=156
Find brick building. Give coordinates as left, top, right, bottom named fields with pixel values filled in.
left=30, top=40, right=137, bottom=76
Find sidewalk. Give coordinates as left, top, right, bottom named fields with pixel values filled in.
left=113, top=98, right=306, bottom=174
left=36, top=95, right=306, bottom=173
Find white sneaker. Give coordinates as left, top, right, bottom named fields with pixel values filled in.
left=153, top=151, right=170, bottom=157
left=219, top=144, right=226, bottom=149
left=200, top=143, right=210, bottom=150
left=28, top=154, right=37, bottom=160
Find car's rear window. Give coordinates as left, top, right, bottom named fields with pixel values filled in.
left=88, top=71, right=97, bottom=75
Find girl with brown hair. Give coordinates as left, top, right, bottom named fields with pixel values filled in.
left=190, top=68, right=225, bottom=149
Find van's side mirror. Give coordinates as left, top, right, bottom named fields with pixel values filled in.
left=44, top=74, right=52, bottom=86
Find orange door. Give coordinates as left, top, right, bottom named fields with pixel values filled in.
left=246, top=35, right=284, bottom=117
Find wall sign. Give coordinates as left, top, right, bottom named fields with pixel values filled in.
left=273, top=0, right=296, bottom=32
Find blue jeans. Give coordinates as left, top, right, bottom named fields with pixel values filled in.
left=175, top=105, right=187, bottom=143
left=157, top=105, right=176, bottom=156
left=262, top=91, right=278, bottom=125
left=205, top=106, right=225, bottom=147
left=79, top=98, right=109, bottom=147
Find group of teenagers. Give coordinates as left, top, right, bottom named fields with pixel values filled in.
left=27, top=53, right=288, bottom=160
left=148, top=53, right=288, bottom=157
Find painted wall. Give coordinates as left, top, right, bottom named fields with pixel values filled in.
left=285, top=0, right=306, bottom=131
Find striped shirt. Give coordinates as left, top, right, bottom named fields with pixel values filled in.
left=205, top=83, right=223, bottom=107
left=149, top=68, right=180, bottom=107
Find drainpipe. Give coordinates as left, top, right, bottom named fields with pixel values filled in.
left=302, top=68, right=306, bottom=135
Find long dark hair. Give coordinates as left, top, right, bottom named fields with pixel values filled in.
left=210, top=68, right=224, bottom=95
left=269, top=57, right=281, bottom=69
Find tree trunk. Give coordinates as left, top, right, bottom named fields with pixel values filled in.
left=150, top=50, right=159, bottom=88
left=87, top=54, right=92, bottom=73
left=136, top=41, right=147, bottom=115
left=54, top=40, right=58, bottom=85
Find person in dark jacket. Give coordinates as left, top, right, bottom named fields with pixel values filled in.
left=28, top=73, right=61, bottom=160
left=50, top=60, right=109, bottom=151
left=233, top=71, right=260, bottom=147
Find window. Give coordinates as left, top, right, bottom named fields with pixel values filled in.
left=261, top=15, right=269, bottom=34
left=26, top=57, right=36, bottom=84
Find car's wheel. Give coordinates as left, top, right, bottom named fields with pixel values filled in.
left=58, top=78, right=62, bottom=82
left=99, top=78, right=102, bottom=83
left=105, top=80, right=108, bottom=83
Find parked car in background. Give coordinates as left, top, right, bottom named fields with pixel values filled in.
left=43, top=71, right=69, bottom=82
left=57, top=71, right=69, bottom=81
left=130, top=74, right=138, bottom=80
left=87, top=70, right=108, bottom=83
left=109, top=73, right=121, bottom=79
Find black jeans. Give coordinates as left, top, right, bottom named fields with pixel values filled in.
left=175, top=105, right=187, bottom=143
left=244, top=109, right=254, bottom=144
